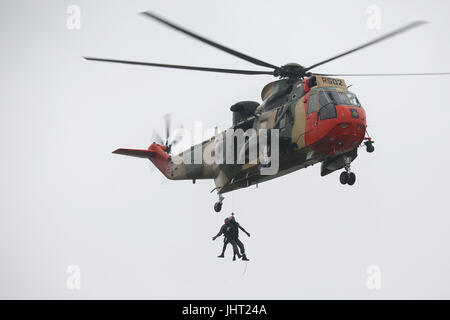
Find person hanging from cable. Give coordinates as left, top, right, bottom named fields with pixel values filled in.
left=213, top=216, right=240, bottom=260
left=228, top=214, right=250, bottom=261
left=212, top=213, right=250, bottom=261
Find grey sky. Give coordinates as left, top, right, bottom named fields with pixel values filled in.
left=1, top=0, right=450, bottom=299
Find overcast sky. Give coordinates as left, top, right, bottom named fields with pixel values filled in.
left=1, top=0, right=450, bottom=299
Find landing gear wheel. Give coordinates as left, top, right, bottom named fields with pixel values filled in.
left=347, top=172, right=356, bottom=185
left=213, top=194, right=224, bottom=213
left=214, top=202, right=222, bottom=212
left=340, top=171, right=349, bottom=185
left=364, top=141, right=375, bottom=153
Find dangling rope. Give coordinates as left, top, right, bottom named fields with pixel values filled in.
left=242, top=260, right=248, bottom=275
left=231, top=192, right=234, bottom=212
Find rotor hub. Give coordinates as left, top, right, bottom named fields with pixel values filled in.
left=274, top=63, right=311, bottom=79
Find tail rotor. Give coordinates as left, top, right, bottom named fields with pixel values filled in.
left=152, top=113, right=184, bottom=154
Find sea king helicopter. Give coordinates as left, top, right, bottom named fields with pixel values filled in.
left=85, top=13, right=450, bottom=212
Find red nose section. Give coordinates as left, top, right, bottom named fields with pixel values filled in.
left=307, top=105, right=367, bottom=155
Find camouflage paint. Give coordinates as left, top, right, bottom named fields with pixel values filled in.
left=113, top=76, right=367, bottom=195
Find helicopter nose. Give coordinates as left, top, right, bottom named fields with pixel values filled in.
left=333, top=105, right=366, bottom=149
left=335, top=105, right=365, bottom=123
left=336, top=106, right=366, bottom=138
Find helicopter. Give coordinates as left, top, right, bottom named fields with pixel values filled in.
left=85, top=12, right=450, bottom=212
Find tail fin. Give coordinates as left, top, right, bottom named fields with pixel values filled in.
left=113, top=143, right=171, bottom=178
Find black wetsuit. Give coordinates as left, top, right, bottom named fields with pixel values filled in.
left=227, top=221, right=247, bottom=255
left=215, top=223, right=240, bottom=258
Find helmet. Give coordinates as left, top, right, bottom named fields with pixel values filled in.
left=224, top=217, right=233, bottom=224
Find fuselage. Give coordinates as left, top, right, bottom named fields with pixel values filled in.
left=160, top=76, right=367, bottom=194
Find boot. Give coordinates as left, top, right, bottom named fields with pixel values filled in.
left=218, top=253, right=224, bottom=258
left=232, top=254, right=236, bottom=261
left=242, top=254, right=249, bottom=261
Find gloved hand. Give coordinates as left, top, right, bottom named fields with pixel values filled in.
left=212, top=236, right=216, bottom=241
left=246, top=232, right=251, bottom=237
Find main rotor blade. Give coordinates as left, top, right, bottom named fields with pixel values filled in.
left=84, top=57, right=274, bottom=75
left=141, top=11, right=279, bottom=70
left=164, top=114, right=171, bottom=143
left=152, top=130, right=165, bottom=145
left=315, top=72, right=450, bottom=77
left=305, top=21, right=428, bottom=72
left=169, top=125, right=184, bottom=148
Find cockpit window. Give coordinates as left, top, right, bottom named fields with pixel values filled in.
left=307, top=93, right=319, bottom=113
left=309, top=91, right=342, bottom=114
left=345, top=93, right=361, bottom=107
left=319, top=91, right=332, bottom=107
left=307, top=90, right=361, bottom=117
left=314, top=89, right=361, bottom=107
left=318, top=91, right=337, bottom=120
